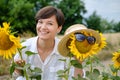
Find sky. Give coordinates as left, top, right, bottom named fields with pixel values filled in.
left=83, top=0, right=120, bottom=22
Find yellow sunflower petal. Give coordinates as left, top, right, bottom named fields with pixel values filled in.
left=3, top=22, right=10, bottom=30
left=0, top=22, right=22, bottom=59
left=112, top=51, right=120, bottom=68
left=68, top=32, right=106, bottom=61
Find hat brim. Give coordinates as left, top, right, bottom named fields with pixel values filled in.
left=58, top=29, right=101, bottom=57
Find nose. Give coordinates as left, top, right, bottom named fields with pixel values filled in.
left=40, top=23, right=47, bottom=29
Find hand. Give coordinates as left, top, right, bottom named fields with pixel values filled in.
left=15, top=60, right=25, bottom=67
left=73, top=56, right=84, bottom=77
left=14, top=60, right=25, bottom=75
left=74, top=68, right=84, bottom=78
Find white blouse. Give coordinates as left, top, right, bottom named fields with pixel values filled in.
left=14, top=36, right=74, bottom=80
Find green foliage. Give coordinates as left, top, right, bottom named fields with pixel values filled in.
left=70, top=60, right=82, bottom=68
left=100, top=19, right=115, bottom=33
left=85, top=11, right=120, bottom=33
left=8, top=0, right=36, bottom=34
left=25, top=51, right=38, bottom=56
left=86, top=68, right=100, bottom=80
left=113, top=22, right=120, bottom=32
left=84, top=11, right=102, bottom=32
left=57, top=57, right=72, bottom=80
left=0, top=0, right=36, bottom=34
left=72, top=74, right=86, bottom=80
left=10, top=62, right=16, bottom=75
left=57, top=54, right=83, bottom=80
left=0, top=0, right=9, bottom=23
left=10, top=47, right=42, bottom=80
left=0, top=0, right=119, bottom=35
left=56, top=0, right=87, bottom=34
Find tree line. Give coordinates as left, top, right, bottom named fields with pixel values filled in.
left=0, top=0, right=120, bottom=35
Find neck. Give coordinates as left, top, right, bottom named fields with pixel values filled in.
left=37, top=38, right=55, bottom=51
left=37, top=38, right=55, bottom=62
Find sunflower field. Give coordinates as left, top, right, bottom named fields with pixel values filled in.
left=0, top=22, right=120, bottom=80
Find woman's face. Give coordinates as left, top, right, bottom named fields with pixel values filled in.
left=36, top=15, right=62, bottom=40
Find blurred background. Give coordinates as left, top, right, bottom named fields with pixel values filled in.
left=84, top=0, right=120, bottom=23
left=0, top=0, right=120, bottom=79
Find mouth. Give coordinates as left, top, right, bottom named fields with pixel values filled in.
left=40, top=31, right=49, bottom=35
left=37, top=29, right=49, bottom=35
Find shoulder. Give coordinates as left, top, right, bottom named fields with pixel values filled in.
left=54, top=37, right=64, bottom=57
left=14, top=36, right=38, bottom=61
left=22, top=36, right=38, bottom=47
left=55, top=37, right=60, bottom=45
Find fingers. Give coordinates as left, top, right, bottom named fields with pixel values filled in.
left=14, top=60, right=25, bottom=76
left=15, top=60, right=25, bottom=67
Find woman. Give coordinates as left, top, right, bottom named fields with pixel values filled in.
left=14, top=6, right=83, bottom=80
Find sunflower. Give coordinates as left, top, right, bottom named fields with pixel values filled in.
left=0, top=22, right=22, bottom=59
left=112, top=51, right=120, bottom=69
left=68, top=32, right=106, bottom=61
left=96, top=33, right=107, bottom=52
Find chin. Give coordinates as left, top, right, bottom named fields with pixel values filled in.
left=38, top=36, right=48, bottom=40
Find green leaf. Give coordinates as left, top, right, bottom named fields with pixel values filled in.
left=29, top=73, right=41, bottom=80
left=72, top=77, right=77, bottom=80
left=70, top=60, right=82, bottom=68
left=109, top=64, right=118, bottom=73
left=15, top=66, right=24, bottom=70
left=93, top=69, right=100, bottom=78
left=29, top=67, right=42, bottom=80
left=111, top=76, right=120, bottom=80
left=10, top=31, right=18, bottom=35
left=58, top=59, right=66, bottom=62
left=72, top=74, right=87, bottom=80
left=19, top=46, right=26, bottom=51
left=57, top=70, right=65, bottom=75
left=32, top=67, right=42, bottom=73
left=20, top=39, right=26, bottom=43
left=23, top=63, right=31, bottom=70
left=25, top=51, right=38, bottom=56
left=10, top=62, right=16, bottom=75
left=102, top=72, right=110, bottom=79
left=67, top=52, right=74, bottom=57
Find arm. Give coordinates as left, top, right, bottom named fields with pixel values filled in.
left=74, top=57, right=85, bottom=78
left=74, top=68, right=84, bottom=77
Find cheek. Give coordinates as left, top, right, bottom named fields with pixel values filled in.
left=36, top=24, right=40, bottom=30
left=36, top=25, right=40, bottom=34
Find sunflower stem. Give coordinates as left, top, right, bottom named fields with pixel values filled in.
left=17, top=48, right=29, bottom=80
left=90, top=57, right=93, bottom=73
left=116, top=70, right=118, bottom=76
left=63, top=54, right=72, bottom=80
left=17, top=48, right=23, bottom=60
left=66, top=57, right=72, bottom=80
left=24, top=69, right=29, bottom=80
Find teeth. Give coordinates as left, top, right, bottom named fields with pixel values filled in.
left=41, top=31, right=48, bottom=34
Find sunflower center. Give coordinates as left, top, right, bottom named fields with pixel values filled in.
left=0, top=33, right=14, bottom=50
left=116, top=56, right=120, bottom=63
left=75, top=40, right=93, bottom=53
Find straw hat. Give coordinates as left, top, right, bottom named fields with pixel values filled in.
left=58, top=24, right=101, bottom=57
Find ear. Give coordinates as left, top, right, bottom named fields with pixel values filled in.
left=57, top=26, right=62, bottom=33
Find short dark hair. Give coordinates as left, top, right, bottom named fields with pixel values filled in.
left=35, top=6, right=65, bottom=26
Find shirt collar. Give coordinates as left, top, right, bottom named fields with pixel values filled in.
left=30, top=36, right=60, bottom=56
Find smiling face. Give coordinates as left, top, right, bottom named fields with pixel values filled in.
left=36, top=15, right=62, bottom=41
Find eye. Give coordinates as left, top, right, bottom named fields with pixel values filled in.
left=38, top=20, right=43, bottom=24
left=48, top=22, right=53, bottom=25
